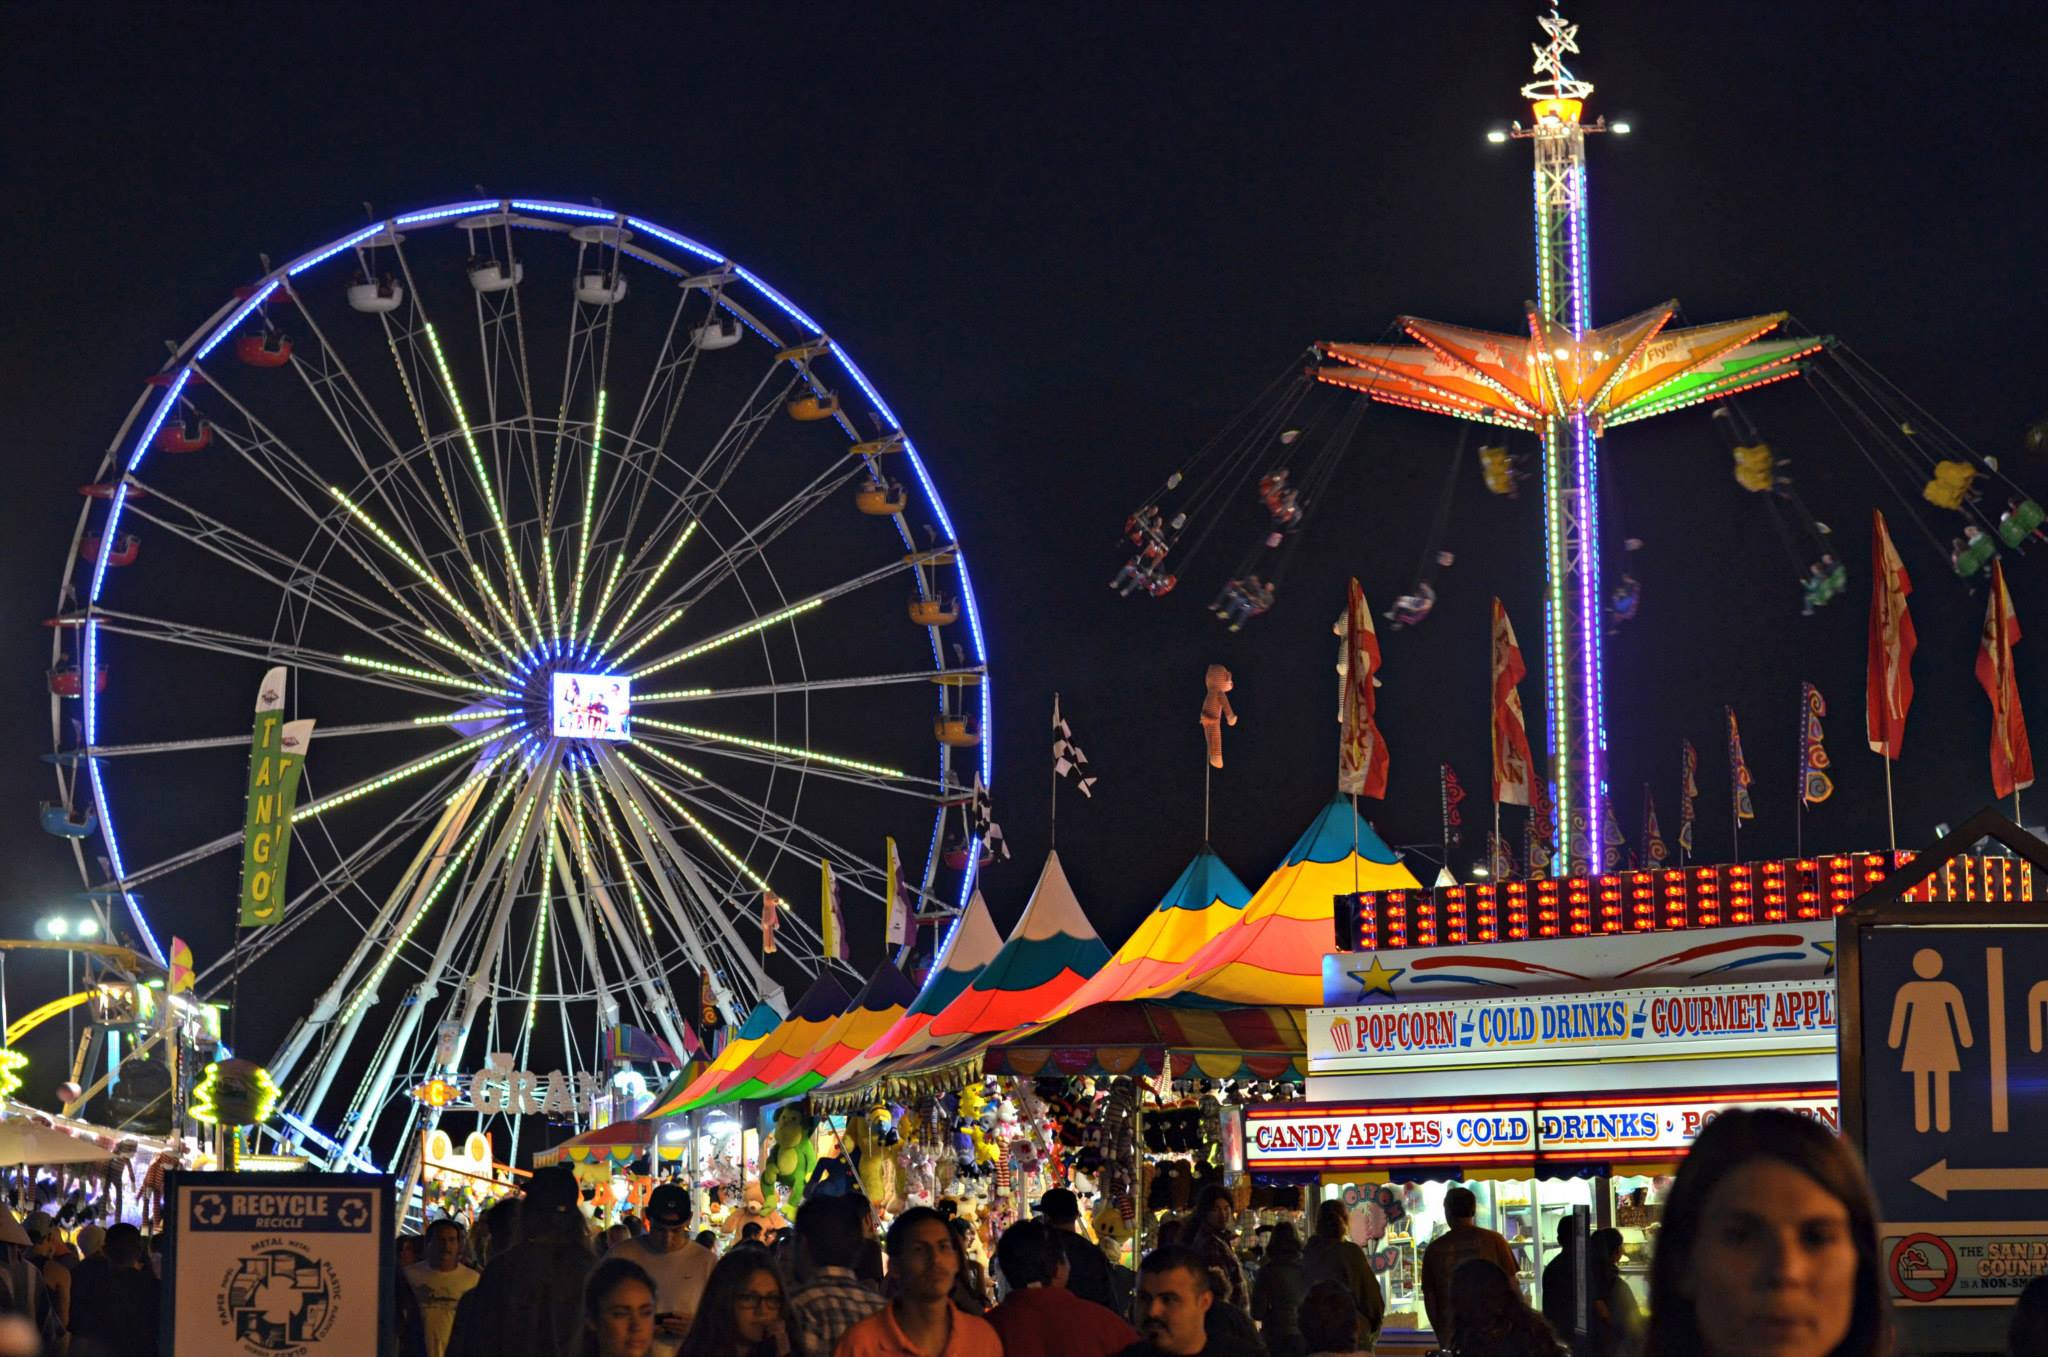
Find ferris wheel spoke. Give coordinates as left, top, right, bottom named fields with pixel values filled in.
left=586, top=358, right=804, bottom=648
left=590, top=747, right=775, bottom=1015
left=590, top=755, right=770, bottom=989
left=272, top=286, right=451, bottom=567
left=86, top=609, right=477, bottom=702
left=184, top=406, right=497, bottom=657
left=231, top=760, right=498, bottom=1025
left=619, top=746, right=938, bottom=926
left=118, top=488, right=443, bottom=672
left=311, top=748, right=531, bottom=1083
left=84, top=715, right=486, bottom=761
left=381, top=238, right=547, bottom=647
left=629, top=723, right=947, bottom=800
left=603, top=275, right=725, bottom=552
left=634, top=666, right=985, bottom=705
left=557, top=794, right=689, bottom=1056
left=620, top=539, right=923, bottom=681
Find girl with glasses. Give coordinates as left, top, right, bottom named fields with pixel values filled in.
left=680, top=1252, right=795, bottom=1357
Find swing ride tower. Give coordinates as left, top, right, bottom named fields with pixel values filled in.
left=1315, top=8, right=1825, bottom=875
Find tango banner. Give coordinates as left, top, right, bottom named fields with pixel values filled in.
left=238, top=668, right=316, bottom=927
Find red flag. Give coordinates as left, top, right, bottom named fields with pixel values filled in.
left=761, top=891, right=780, bottom=955
left=1491, top=599, right=1536, bottom=807
left=1977, top=561, right=2036, bottom=798
left=1338, top=578, right=1388, bottom=798
left=1867, top=509, right=1916, bottom=759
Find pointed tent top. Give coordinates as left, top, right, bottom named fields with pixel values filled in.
left=1011, top=851, right=1095, bottom=944
left=772, top=960, right=920, bottom=1092
left=733, top=1001, right=785, bottom=1042
left=911, top=890, right=1003, bottom=1015
left=1157, top=844, right=1255, bottom=916
left=926, top=851, right=1109, bottom=1037
left=1285, top=793, right=1405, bottom=868
left=1143, top=794, right=1420, bottom=1007
left=1045, top=842, right=1256, bottom=1017
left=813, top=895, right=1004, bottom=1089
left=786, top=973, right=854, bottom=1024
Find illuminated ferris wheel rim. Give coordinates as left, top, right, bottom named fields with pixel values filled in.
left=57, top=195, right=995, bottom=974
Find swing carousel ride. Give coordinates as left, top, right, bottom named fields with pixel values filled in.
left=1115, top=8, right=2048, bottom=878
left=45, top=198, right=992, bottom=1173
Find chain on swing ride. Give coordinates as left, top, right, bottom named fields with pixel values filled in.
left=47, top=198, right=994, bottom=1170
left=1116, top=8, right=2048, bottom=877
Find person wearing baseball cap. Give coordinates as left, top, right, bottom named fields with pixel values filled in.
left=1038, top=1189, right=1117, bottom=1313
left=611, top=1183, right=716, bottom=1356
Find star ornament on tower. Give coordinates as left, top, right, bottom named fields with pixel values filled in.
left=1312, top=5, right=1829, bottom=875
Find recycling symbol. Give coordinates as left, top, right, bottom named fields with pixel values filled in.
left=336, top=1198, right=368, bottom=1229
left=193, top=1193, right=227, bottom=1226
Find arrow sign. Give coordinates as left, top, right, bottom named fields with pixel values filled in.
left=1911, top=1159, right=2048, bottom=1201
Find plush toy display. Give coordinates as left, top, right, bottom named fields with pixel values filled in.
left=845, top=1104, right=903, bottom=1210
left=761, top=1104, right=819, bottom=1210
left=1199, top=665, right=1237, bottom=768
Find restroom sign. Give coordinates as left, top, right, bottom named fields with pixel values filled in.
left=1837, top=812, right=2048, bottom=1351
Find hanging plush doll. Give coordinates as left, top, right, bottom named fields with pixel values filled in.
left=1199, top=665, right=1237, bottom=769
left=760, top=1105, right=819, bottom=1210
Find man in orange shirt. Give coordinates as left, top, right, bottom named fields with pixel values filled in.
left=986, top=1221, right=1138, bottom=1357
left=835, top=1207, right=1002, bottom=1357
left=1420, top=1186, right=1518, bottom=1349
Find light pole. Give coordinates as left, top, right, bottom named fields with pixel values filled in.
left=35, top=913, right=101, bottom=1063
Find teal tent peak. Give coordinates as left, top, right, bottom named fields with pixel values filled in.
left=733, top=1002, right=784, bottom=1041
left=1156, top=845, right=1253, bottom=914
left=906, top=891, right=1002, bottom=1015
left=1285, top=793, right=1401, bottom=867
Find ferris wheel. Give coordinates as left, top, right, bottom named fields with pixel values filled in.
left=48, top=197, right=992, bottom=1168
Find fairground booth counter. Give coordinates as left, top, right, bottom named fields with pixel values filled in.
left=1248, top=851, right=2031, bottom=1347
left=638, top=796, right=1415, bottom=1255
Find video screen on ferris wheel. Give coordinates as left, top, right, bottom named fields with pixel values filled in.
left=550, top=672, right=630, bottom=741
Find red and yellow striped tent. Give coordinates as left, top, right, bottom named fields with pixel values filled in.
left=1141, top=794, right=1418, bottom=1007
left=821, top=890, right=1004, bottom=1091
left=644, top=1000, right=784, bottom=1119
left=1049, top=843, right=1252, bottom=1016
left=660, top=975, right=851, bottom=1112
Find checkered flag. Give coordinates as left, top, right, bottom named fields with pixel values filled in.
left=1052, top=695, right=1098, bottom=798
left=970, top=774, right=1010, bottom=861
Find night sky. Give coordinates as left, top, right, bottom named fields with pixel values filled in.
left=5, top=4, right=2047, bottom=1105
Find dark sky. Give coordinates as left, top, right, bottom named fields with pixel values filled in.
left=5, top=3, right=2048, bottom=1098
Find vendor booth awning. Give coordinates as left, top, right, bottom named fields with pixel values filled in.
left=982, top=1001, right=1311, bottom=1082
left=818, top=851, right=1109, bottom=1096
left=1049, top=843, right=1253, bottom=1016
left=927, top=851, right=1107, bottom=1036
left=1141, top=795, right=1419, bottom=1007
left=771, top=961, right=919, bottom=1093
left=532, top=1118, right=653, bottom=1168
left=647, top=1000, right=785, bottom=1118
left=660, top=976, right=852, bottom=1112
left=825, top=891, right=1004, bottom=1087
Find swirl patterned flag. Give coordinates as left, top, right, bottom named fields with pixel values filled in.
left=1642, top=789, right=1669, bottom=869
left=1678, top=741, right=1699, bottom=856
left=1490, top=599, right=1536, bottom=807
left=1800, top=682, right=1835, bottom=806
left=1727, top=707, right=1755, bottom=822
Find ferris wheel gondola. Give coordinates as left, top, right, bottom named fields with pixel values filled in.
left=49, top=197, right=994, bottom=1172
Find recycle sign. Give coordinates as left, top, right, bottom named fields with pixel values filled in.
left=167, top=1171, right=390, bottom=1356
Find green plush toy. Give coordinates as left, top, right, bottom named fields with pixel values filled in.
left=762, top=1104, right=819, bottom=1210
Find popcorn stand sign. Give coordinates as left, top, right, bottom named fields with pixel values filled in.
left=165, top=1171, right=391, bottom=1356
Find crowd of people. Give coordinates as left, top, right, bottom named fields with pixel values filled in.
left=7, top=1107, right=2048, bottom=1354
left=387, top=1108, right=2006, bottom=1357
